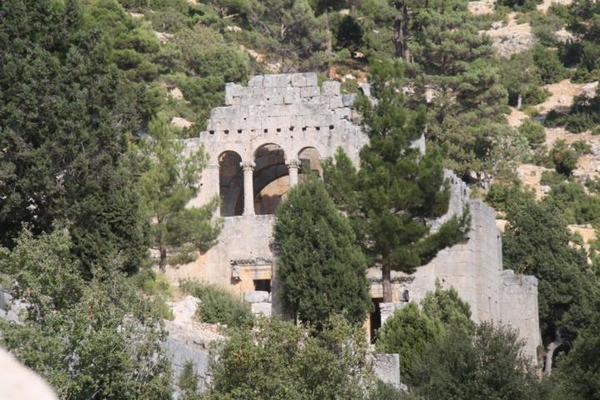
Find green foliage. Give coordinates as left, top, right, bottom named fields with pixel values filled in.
left=274, top=177, right=371, bottom=328
left=410, top=322, right=541, bottom=399
left=503, top=199, right=599, bottom=362
left=376, top=286, right=473, bottom=380
left=550, top=139, right=578, bottom=176
left=545, top=79, right=600, bottom=134
left=532, top=44, right=568, bottom=84
left=325, top=60, right=469, bottom=301
left=484, top=182, right=535, bottom=212
left=178, top=361, right=203, bottom=400
left=550, top=308, right=600, bottom=399
left=376, top=303, right=441, bottom=380
left=421, top=285, right=474, bottom=336
left=497, top=0, right=542, bottom=11
left=179, top=279, right=254, bottom=328
left=244, top=0, right=328, bottom=71
left=519, top=119, right=546, bottom=148
left=0, top=229, right=172, bottom=399
left=0, top=0, right=150, bottom=275
left=204, top=316, right=376, bottom=400
left=139, top=115, right=222, bottom=269
left=545, top=180, right=600, bottom=226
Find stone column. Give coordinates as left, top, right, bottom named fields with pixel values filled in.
left=286, top=159, right=300, bottom=187
left=241, top=161, right=255, bottom=216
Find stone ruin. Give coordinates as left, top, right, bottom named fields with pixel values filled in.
left=167, top=73, right=541, bottom=378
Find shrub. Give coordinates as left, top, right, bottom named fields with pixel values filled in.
left=571, top=139, right=592, bottom=155
left=550, top=139, right=578, bottom=176
left=533, top=44, right=567, bottom=84
left=519, top=119, right=546, bottom=148
left=179, top=279, right=254, bottom=328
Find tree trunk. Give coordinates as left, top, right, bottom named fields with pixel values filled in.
left=393, top=2, right=411, bottom=62
left=543, top=329, right=562, bottom=376
left=159, top=248, right=167, bottom=271
left=382, top=266, right=392, bottom=302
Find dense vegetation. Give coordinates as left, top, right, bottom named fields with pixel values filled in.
left=1, top=0, right=600, bottom=398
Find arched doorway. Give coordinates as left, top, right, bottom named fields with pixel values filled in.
left=219, top=151, right=243, bottom=216
left=253, top=144, right=288, bottom=215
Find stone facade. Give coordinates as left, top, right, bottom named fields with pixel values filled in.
left=176, top=73, right=542, bottom=364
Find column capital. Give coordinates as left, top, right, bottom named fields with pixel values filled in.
left=285, top=159, right=301, bottom=169
left=240, top=161, right=255, bottom=171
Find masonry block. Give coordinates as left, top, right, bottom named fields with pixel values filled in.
left=342, top=93, right=357, bottom=107
left=380, top=302, right=405, bottom=325
left=243, top=291, right=270, bottom=303
left=329, top=96, right=343, bottom=109
left=291, top=73, right=306, bottom=87
left=248, top=75, right=264, bottom=87
left=284, top=87, right=301, bottom=104
left=304, top=72, right=318, bottom=87
left=251, top=302, right=272, bottom=317
left=301, top=86, right=320, bottom=98
left=335, top=107, right=351, bottom=120
left=373, top=354, right=401, bottom=388
left=321, top=81, right=341, bottom=96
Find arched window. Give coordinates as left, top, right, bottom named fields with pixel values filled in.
left=219, top=151, right=243, bottom=217
left=253, top=144, right=288, bottom=215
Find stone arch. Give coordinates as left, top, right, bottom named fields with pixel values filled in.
left=219, top=150, right=244, bottom=217
left=253, top=143, right=288, bottom=215
left=298, top=147, right=322, bottom=181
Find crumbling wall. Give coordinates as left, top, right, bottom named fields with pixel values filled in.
left=500, top=270, right=541, bottom=362
left=186, top=73, right=368, bottom=209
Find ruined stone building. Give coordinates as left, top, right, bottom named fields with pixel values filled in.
left=170, top=73, right=541, bottom=363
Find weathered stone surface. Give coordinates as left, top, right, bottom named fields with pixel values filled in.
left=305, top=72, right=318, bottom=87
left=291, top=73, right=306, bottom=87
left=251, top=302, right=272, bottom=317
left=243, top=290, right=269, bottom=303
left=0, top=348, right=58, bottom=400
left=321, top=81, right=341, bottom=96
left=372, top=353, right=401, bottom=388
left=300, top=86, right=320, bottom=98
left=248, top=75, right=263, bottom=87
left=380, top=302, right=405, bottom=326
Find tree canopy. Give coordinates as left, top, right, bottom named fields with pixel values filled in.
left=324, top=60, right=469, bottom=301
left=273, top=177, right=371, bottom=328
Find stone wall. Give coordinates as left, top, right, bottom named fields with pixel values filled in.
left=500, top=270, right=541, bottom=362
left=373, top=197, right=541, bottom=362
left=185, top=72, right=368, bottom=209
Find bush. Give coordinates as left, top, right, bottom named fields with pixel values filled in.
left=550, top=139, right=578, bottom=176
left=519, top=119, right=546, bottom=148
left=571, top=139, right=592, bottom=155
left=179, top=279, right=254, bottom=328
left=533, top=44, right=567, bottom=84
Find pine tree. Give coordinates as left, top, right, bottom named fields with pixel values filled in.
left=273, top=177, right=371, bottom=328
left=139, top=115, right=222, bottom=270
left=325, top=60, right=469, bottom=302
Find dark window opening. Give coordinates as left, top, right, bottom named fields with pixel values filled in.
left=254, top=279, right=271, bottom=293
left=370, top=298, right=383, bottom=344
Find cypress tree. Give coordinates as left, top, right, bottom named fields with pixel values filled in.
left=273, top=177, right=371, bottom=328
